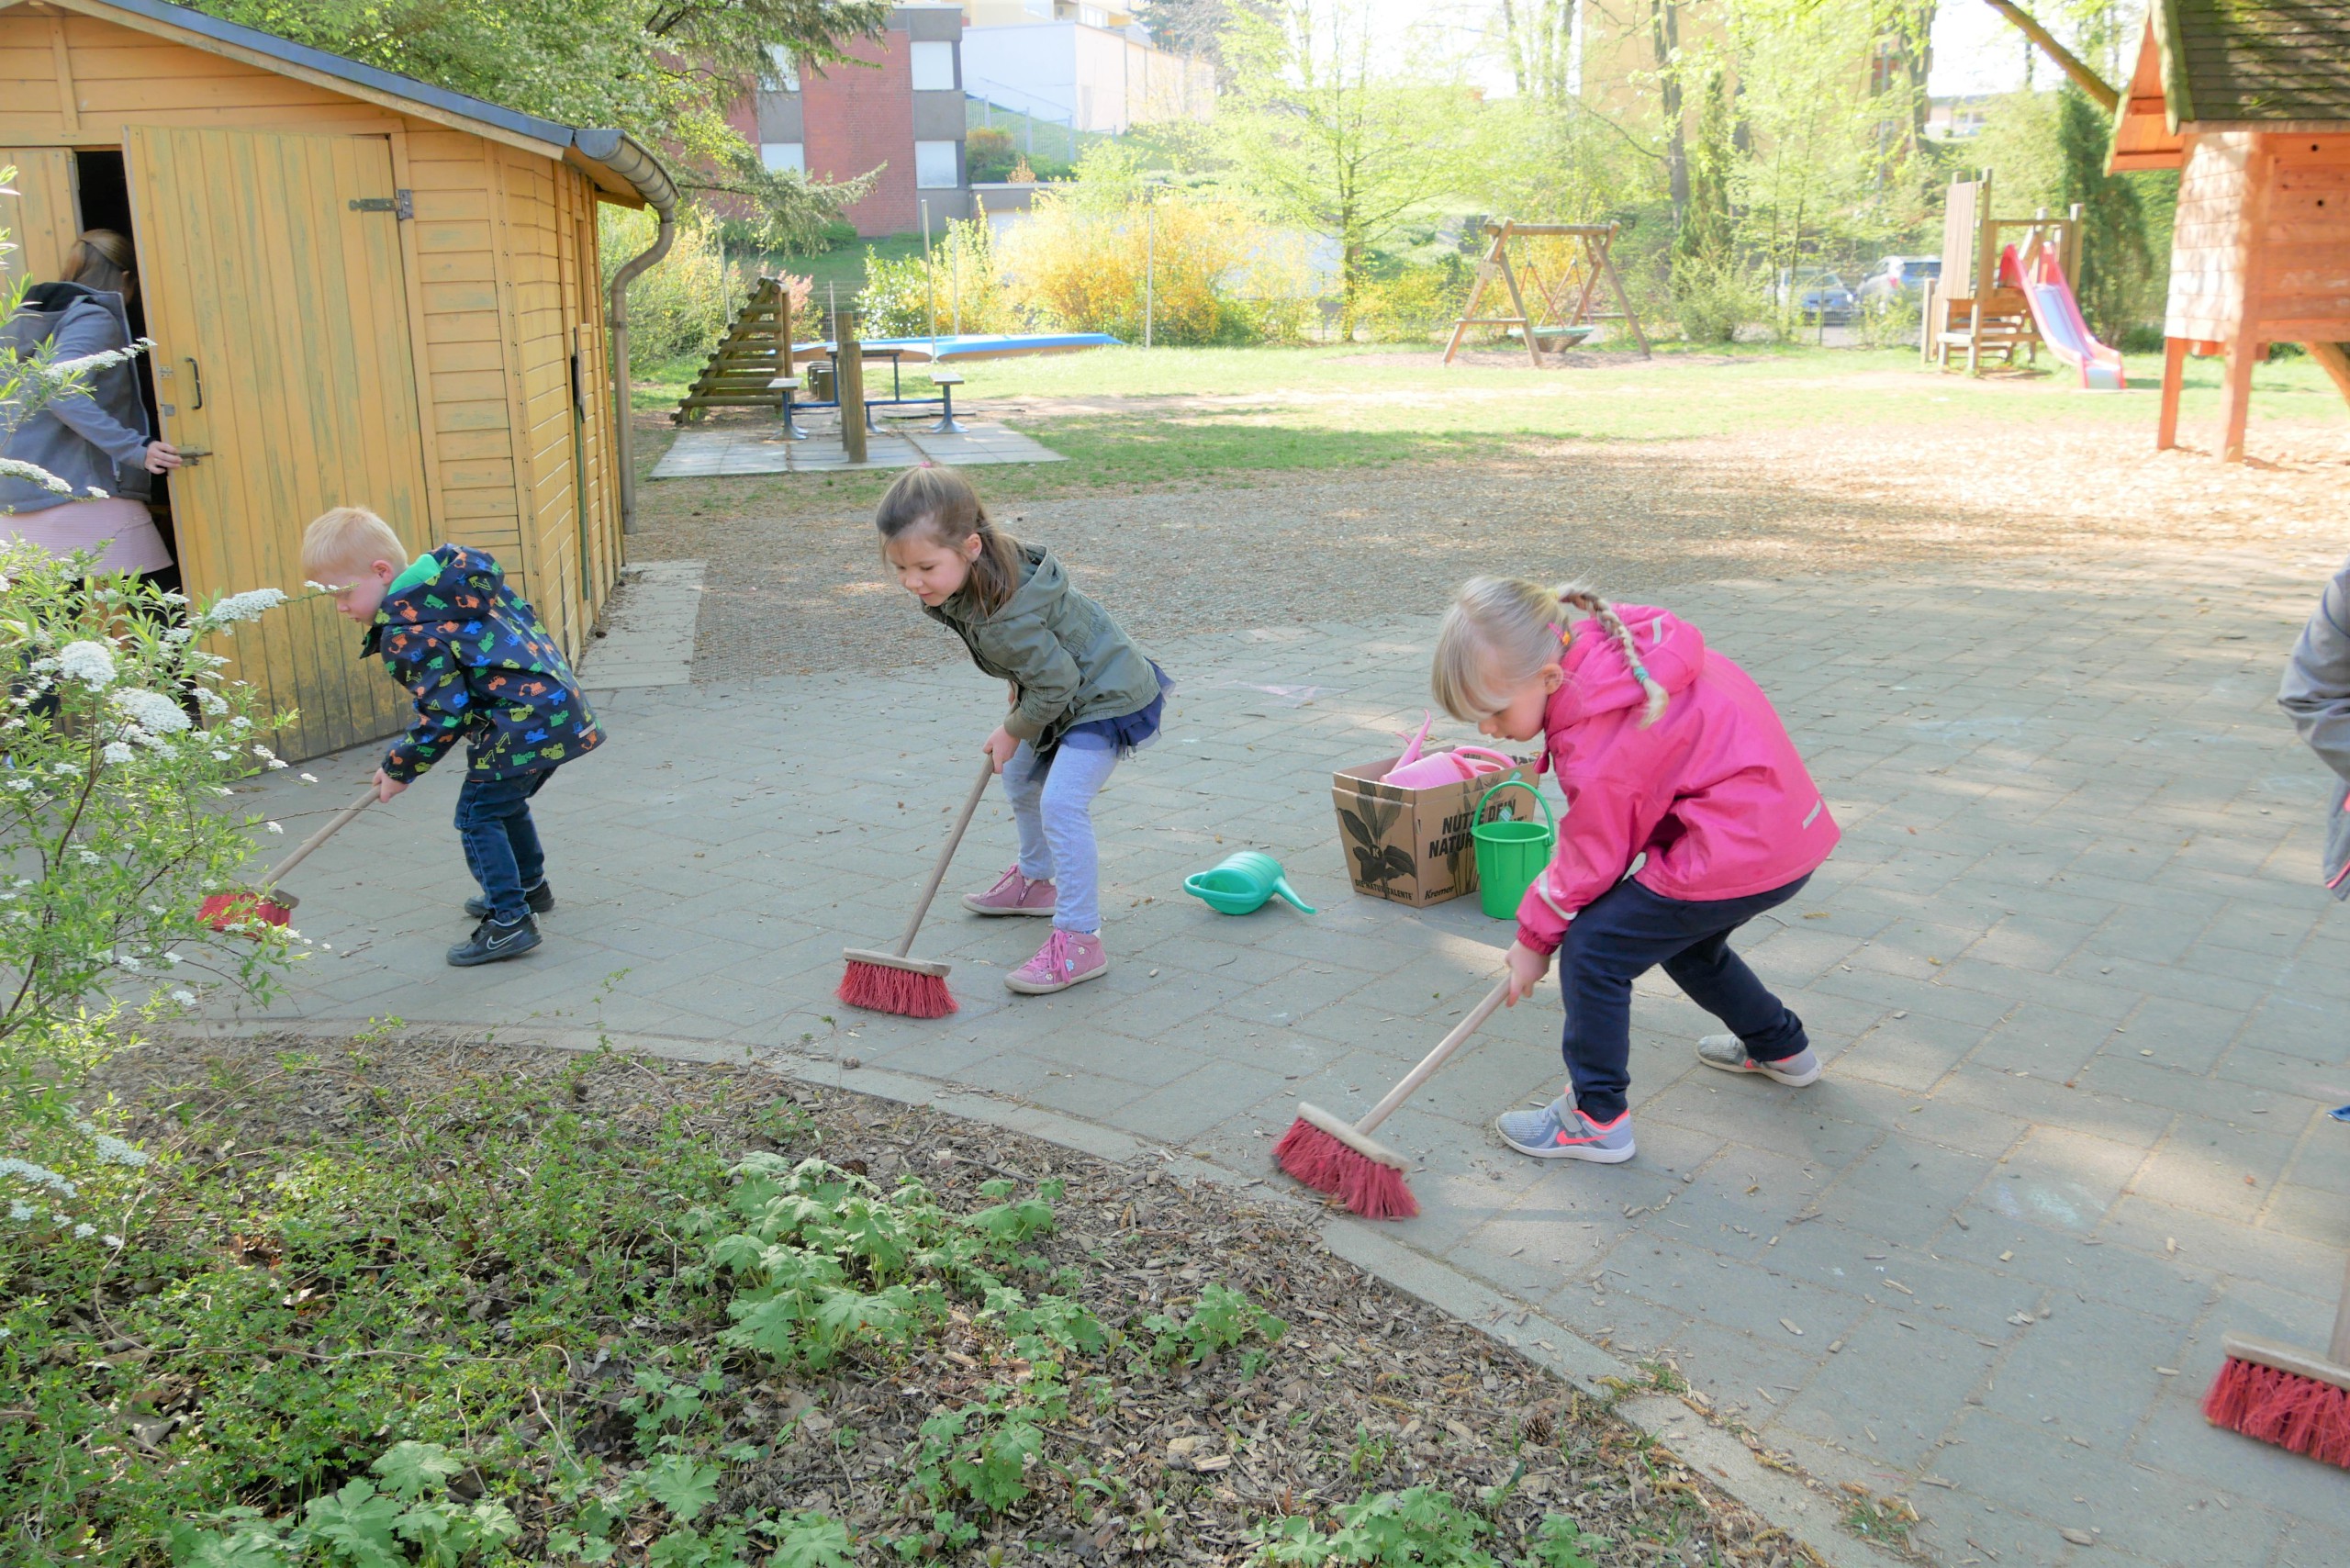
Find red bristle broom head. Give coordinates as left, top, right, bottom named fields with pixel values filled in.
left=2204, top=1346, right=2350, bottom=1468
left=1273, top=1107, right=1417, bottom=1221
left=838, top=954, right=957, bottom=1019
left=199, top=891, right=292, bottom=934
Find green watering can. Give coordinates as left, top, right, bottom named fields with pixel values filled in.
left=1184, top=850, right=1316, bottom=916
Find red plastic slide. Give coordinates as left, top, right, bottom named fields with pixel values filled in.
left=1998, top=244, right=2125, bottom=390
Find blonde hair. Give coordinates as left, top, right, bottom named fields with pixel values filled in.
left=876, top=464, right=1024, bottom=618
left=301, top=506, right=407, bottom=581
left=61, top=230, right=136, bottom=301
left=1431, top=577, right=1669, bottom=727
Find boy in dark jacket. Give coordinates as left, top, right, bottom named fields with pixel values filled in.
left=303, top=507, right=602, bottom=966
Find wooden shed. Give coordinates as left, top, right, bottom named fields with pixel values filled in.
left=0, top=0, right=676, bottom=760
left=2107, top=0, right=2350, bottom=460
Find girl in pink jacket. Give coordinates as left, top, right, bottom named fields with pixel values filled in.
left=1431, top=577, right=1840, bottom=1164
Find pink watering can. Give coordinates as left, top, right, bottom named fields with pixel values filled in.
left=1381, top=712, right=1516, bottom=790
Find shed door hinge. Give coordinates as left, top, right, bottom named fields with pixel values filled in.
left=349, top=191, right=413, bottom=219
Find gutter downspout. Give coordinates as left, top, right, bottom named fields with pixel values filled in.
left=575, top=129, right=677, bottom=537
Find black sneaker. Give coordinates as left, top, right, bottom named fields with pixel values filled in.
left=464, top=880, right=554, bottom=921
left=447, top=914, right=542, bottom=967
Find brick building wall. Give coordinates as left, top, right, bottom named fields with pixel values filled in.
left=804, top=33, right=918, bottom=235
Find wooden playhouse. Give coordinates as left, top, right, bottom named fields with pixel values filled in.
left=2107, top=0, right=2350, bottom=460
left=0, top=0, right=676, bottom=760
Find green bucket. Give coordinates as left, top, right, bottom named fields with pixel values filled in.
left=1472, top=778, right=1557, bottom=920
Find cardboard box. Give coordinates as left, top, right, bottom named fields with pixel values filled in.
left=1331, top=749, right=1540, bottom=908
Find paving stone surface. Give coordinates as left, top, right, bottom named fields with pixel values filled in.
left=648, top=415, right=1061, bottom=477
left=219, top=552, right=2350, bottom=1568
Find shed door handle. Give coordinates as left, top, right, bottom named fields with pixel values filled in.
left=185, top=358, right=204, bottom=409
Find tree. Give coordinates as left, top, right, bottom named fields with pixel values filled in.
left=1217, top=0, right=1477, bottom=328
left=185, top=0, right=890, bottom=248
left=1495, top=0, right=1578, bottom=103
left=2056, top=83, right=2156, bottom=339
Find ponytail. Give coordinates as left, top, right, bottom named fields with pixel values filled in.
left=1431, top=575, right=1669, bottom=727
left=876, top=464, right=1024, bottom=617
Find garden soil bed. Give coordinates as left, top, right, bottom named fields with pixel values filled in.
left=91, top=1030, right=1835, bottom=1566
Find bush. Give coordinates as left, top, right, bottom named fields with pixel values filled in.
left=1352, top=263, right=1470, bottom=344
left=600, top=207, right=740, bottom=368
left=967, top=127, right=1018, bottom=184
left=1002, top=188, right=1312, bottom=346
left=1668, top=255, right=1759, bottom=344
left=856, top=218, right=1020, bottom=338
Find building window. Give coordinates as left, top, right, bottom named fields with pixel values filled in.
left=911, top=40, right=957, bottom=92
left=914, top=140, right=961, bottom=189
left=762, top=142, right=806, bottom=174
left=765, top=46, right=800, bottom=92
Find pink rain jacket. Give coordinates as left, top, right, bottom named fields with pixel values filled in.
left=1516, top=606, right=1839, bottom=955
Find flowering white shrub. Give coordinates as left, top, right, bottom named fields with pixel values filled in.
left=0, top=543, right=299, bottom=1137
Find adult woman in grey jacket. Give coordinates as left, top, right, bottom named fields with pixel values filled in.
left=2278, top=555, right=2350, bottom=898
left=0, top=230, right=180, bottom=574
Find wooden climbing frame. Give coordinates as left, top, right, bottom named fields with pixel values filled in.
left=1444, top=219, right=1651, bottom=366
left=677, top=276, right=803, bottom=421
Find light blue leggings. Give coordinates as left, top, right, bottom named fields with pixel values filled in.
left=1001, top=735, right=1118, bottom=934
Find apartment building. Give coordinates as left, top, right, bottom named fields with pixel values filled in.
left=743, top=3, right=973, bottom=235
left=959, top=0, right=1214, bottom=133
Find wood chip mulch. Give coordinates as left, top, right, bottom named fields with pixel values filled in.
left=99, top=1030, right=1851, bottom=1567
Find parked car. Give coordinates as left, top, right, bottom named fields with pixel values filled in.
left=1774, top=268, right=1857, bottom=323
left=1857, top=255, right=1942, bottom=306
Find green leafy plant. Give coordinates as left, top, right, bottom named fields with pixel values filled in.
left=910, top=1391, right=1048, bottom=1516
left=172, top=1443, right=520, bottom=1568
left=1143, top=1282, right=1287, bottom=1366
left=1249, top=1484, right=1612, bottom=1567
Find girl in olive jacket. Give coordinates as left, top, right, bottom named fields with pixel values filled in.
left=878, top=465, right=1169, bottom=995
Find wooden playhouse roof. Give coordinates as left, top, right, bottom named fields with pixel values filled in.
left=2112, top=0, right=2350, bottom=167
left=4, top=0, right=672, bottom=207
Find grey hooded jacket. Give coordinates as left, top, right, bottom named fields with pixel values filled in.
left=923, top=543, right=1159, bottom=755
left=2277, top=554, right=2350, bottom=899
left=0, top=282, right=152, bottom=515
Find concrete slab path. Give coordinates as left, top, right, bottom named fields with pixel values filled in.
left=216, top=552, right=2350, bottom=1568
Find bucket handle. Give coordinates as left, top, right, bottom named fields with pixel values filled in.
left=1475, top=778, right=1557, bottom=835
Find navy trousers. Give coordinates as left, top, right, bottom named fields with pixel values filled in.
left=1556, top=872, right=1810, bottom=1122
left=454, top=767, right=554, bottom=924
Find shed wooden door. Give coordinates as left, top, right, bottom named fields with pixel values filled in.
left=0, top=147, right=79, bottom=288
left=124, top=125, right=431, bottom=762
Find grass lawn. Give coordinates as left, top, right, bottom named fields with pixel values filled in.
left=628, top=340, right=2347, bottom=512
left=777, top=234, right=931, bottom=304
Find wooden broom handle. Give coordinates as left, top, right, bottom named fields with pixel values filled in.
left=893, top=758, right=996, bottom=958
left=260, top=789, right=377, bottom=890
left=2332, top=1251, right=2350, bottom=1367
left=1356, top=977, right=1514, bottom=1137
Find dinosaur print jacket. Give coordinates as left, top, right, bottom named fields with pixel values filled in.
left=364, top=544, right=603, bottom=783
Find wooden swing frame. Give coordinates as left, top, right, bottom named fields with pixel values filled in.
left=1444, top=218, right=1651, bottom=366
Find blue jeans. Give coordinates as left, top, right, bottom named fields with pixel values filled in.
left=454, top=768, right=554, bottom=924
left=1557, top=872, right=1810, bottom=1122
left=1000, top=735, right=1119, bottom=934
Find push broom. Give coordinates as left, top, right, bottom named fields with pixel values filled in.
left=2203, top=1252, right=2350, bottom=1468
left=838, top=757, right=994, bottom=1018
left=1274, top=974, right=1513, bottom=1220
left=200, top=787, right=377, bottom=934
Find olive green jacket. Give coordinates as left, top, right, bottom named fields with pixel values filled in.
left=924, top=543, right=1159, bottom=752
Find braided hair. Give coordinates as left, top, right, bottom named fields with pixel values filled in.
left=1431, top=577, right=1670, bottom=727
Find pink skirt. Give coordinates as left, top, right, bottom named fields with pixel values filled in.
left=1, top=496, right=173, bottom=575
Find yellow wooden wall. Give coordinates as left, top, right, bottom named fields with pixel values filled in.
left=0, top=3, right=625, bottom=670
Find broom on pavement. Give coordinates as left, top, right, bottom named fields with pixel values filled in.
left=2203, top=1253, right=2350, bottom=1468
left=1274, top=975, right=1513, bottom=1220
left=838, top=757, right=995, bottom=1018
left=200, top=788, right=377, bottom=934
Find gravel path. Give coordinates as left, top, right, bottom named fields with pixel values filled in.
left=626, top=405, right=2349, bottom=685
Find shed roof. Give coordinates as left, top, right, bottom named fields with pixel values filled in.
left=29, top=0, right=674, bottom=208
left=2159, top=0, right=2350, bottom=125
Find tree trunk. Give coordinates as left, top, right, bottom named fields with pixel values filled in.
left=1651, top=0, right=1687, bottom=218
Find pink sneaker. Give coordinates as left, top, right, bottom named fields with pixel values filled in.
left=1005, top=930, right=1107, bottom=994
left=962, top=865, right=1057, bottom=917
